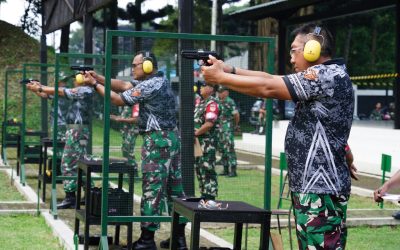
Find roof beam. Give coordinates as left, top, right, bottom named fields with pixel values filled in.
left=286, top=0, right=396, bottom=25
left=229, top=0, right=324, bottom=20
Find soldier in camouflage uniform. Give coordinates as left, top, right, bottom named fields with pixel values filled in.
left=202, top=24, right=354, bottom=249
left=194, top=81, right=219, bottom=200
left=110, top=104, right=140, bottom=177
left=84, top=51, right=186, bottom=250
left=216, top=86, right=240, bottom=177
left=27, top=79, right=95, bottom=209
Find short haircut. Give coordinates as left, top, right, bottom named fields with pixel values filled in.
left=136, top=50, right=158, bottom=69
left=291, top=23, right=334, bottom=57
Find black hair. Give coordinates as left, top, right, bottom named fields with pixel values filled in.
left=291, top=23, right=334, bottom=57
left=136, top=50, right=158, bottom=69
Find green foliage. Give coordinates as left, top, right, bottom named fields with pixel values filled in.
left=334, top=9, right=395, bottom=77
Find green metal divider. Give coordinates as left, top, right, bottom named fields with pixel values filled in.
left=100, top=30, right=276, bottom=249
left=1, top=69, right=23, bottom=165
left=19, top=63, right=55, bottom=185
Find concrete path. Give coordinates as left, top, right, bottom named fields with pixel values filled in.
left=236, top=120, right=400, bottom=177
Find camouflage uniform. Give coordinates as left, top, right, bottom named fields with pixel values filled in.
left=283, top=58, right=354, bottom=248
left=194, top=95, right=219, bottom=199
left=61, top=86, right=95, bottom=193
left=119, top=105, right=139, bottom=173
left=216, top=96, right=238, bottom=175
left=292, top=192, right=348, bottom=250
left=120, top=73, right=185, bottom=232
left=49, top=96, right=70, bottom=142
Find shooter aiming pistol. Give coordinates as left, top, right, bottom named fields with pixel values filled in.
left=20, top=79, right=39, bottom=84
left=181, top=49, right=221, bottom=66
left=70, top=65, right=94, bottom=72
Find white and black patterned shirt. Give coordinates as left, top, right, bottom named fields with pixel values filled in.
left=120, top=73, right=177, bottom=132
left=283, top=58, right=354, bottom=195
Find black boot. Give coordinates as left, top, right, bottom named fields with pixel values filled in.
left=160, top=223, right=187, bottom=249
left=133, top=229, right=156, bottom=250
left=57, top=192, right=76, bottom=209
left=219, top=167, right=229, bottom=176
left=228, top=169, right=237, bottom=177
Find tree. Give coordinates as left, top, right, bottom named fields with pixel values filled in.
left=20, top=0, right=41, bottom=36
left=118, top=0, right=174, bottom=51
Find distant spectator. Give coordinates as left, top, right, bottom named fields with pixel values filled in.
left=384, top=102, right=395, bottom=120
left=369, top=102, right=383, bottom=120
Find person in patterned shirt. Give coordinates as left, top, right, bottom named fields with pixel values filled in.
left=216, top=86, right=240, bottom=177
left=26, top=77, right=95, bottom=209
left=202, top=24, right=354, bottom=249
left=194, top=81, right=219, bottom=200
left=83, top=51, right=186, bottom=250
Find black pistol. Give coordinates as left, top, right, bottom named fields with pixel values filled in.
left=20, top=79, right=39, bottom=84
left=70, top=65, right=94, bottom=72
left=181, top=49, right=220, bottom=66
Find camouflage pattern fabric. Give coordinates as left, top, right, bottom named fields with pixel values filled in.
left=61, top=126, right=90, bottom=192
left=140, top=129, right=185, bottom=231
left=194, top=96, right=219, bottom=199
left=49, top=96, right=70, bottom=141
left=292, top=192, right=348, bottom=250
left=120, top=106, right=139, bottom=171
left=216, top=96, right=238, bottom=173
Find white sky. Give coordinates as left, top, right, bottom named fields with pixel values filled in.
left=0, top=0, right=246, bottom=51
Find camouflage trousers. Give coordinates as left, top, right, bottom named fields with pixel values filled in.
left=51, top=125, right=67, bottom=142
left=121, top=129, right=138, bottom=171
left=292, top=192, right=349, bottom=250
left=140, top=129, right=185, bottom=232
left=61, top=126, right=90, bottom=193
left=195, top=137, right=218, bottom=199
left=50, top=125, right=67, bottom=158
left=217, top=130, right=237, bottom=172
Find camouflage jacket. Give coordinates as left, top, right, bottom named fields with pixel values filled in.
left=194, top=95, right=219, bottom=139
left=216, top=96, right=238, bottom=132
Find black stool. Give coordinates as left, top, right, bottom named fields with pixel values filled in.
left=171, top=198, right=271, bottom=250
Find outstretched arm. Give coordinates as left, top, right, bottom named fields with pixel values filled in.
left=374, top=169, right=400, bottom=202
left=88, top=71, right=133, bottom=92
left=26, top=81, right=66, bottom=97
left=84, top=73, right=126, bottom=106
left=201, top=56, right=291, bottom=100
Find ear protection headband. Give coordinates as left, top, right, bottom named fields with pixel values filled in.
left=303, top=26, right=324, bottom=62
left=142, top=51, right=154, bottom=74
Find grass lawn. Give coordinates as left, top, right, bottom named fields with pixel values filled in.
left=0, top=171, right=24, bottom=201
left=0, top=214, right=63, bottom=250
left=207, top=225, right=400, bottom=250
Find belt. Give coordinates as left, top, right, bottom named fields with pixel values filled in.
left=140, top=127, right=177, bottom=135
left=67, top=124, right=89, bottom=129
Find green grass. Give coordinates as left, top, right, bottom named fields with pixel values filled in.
left=195, top=168, right=399, bottom=210
left=208, top=225, right=400, bottom=250
left=0, top=171, right=24, bottom=201
left=0, top=214, right=63, bottom=250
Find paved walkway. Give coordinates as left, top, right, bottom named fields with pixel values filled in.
left=236, top=120, right=400, bottom=177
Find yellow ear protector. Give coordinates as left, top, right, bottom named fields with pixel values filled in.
left=303, top=26, right=324, bottom=62
left=142, top=51, right=154, bottom=74
left=75, top=73, right=84, bottom=85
